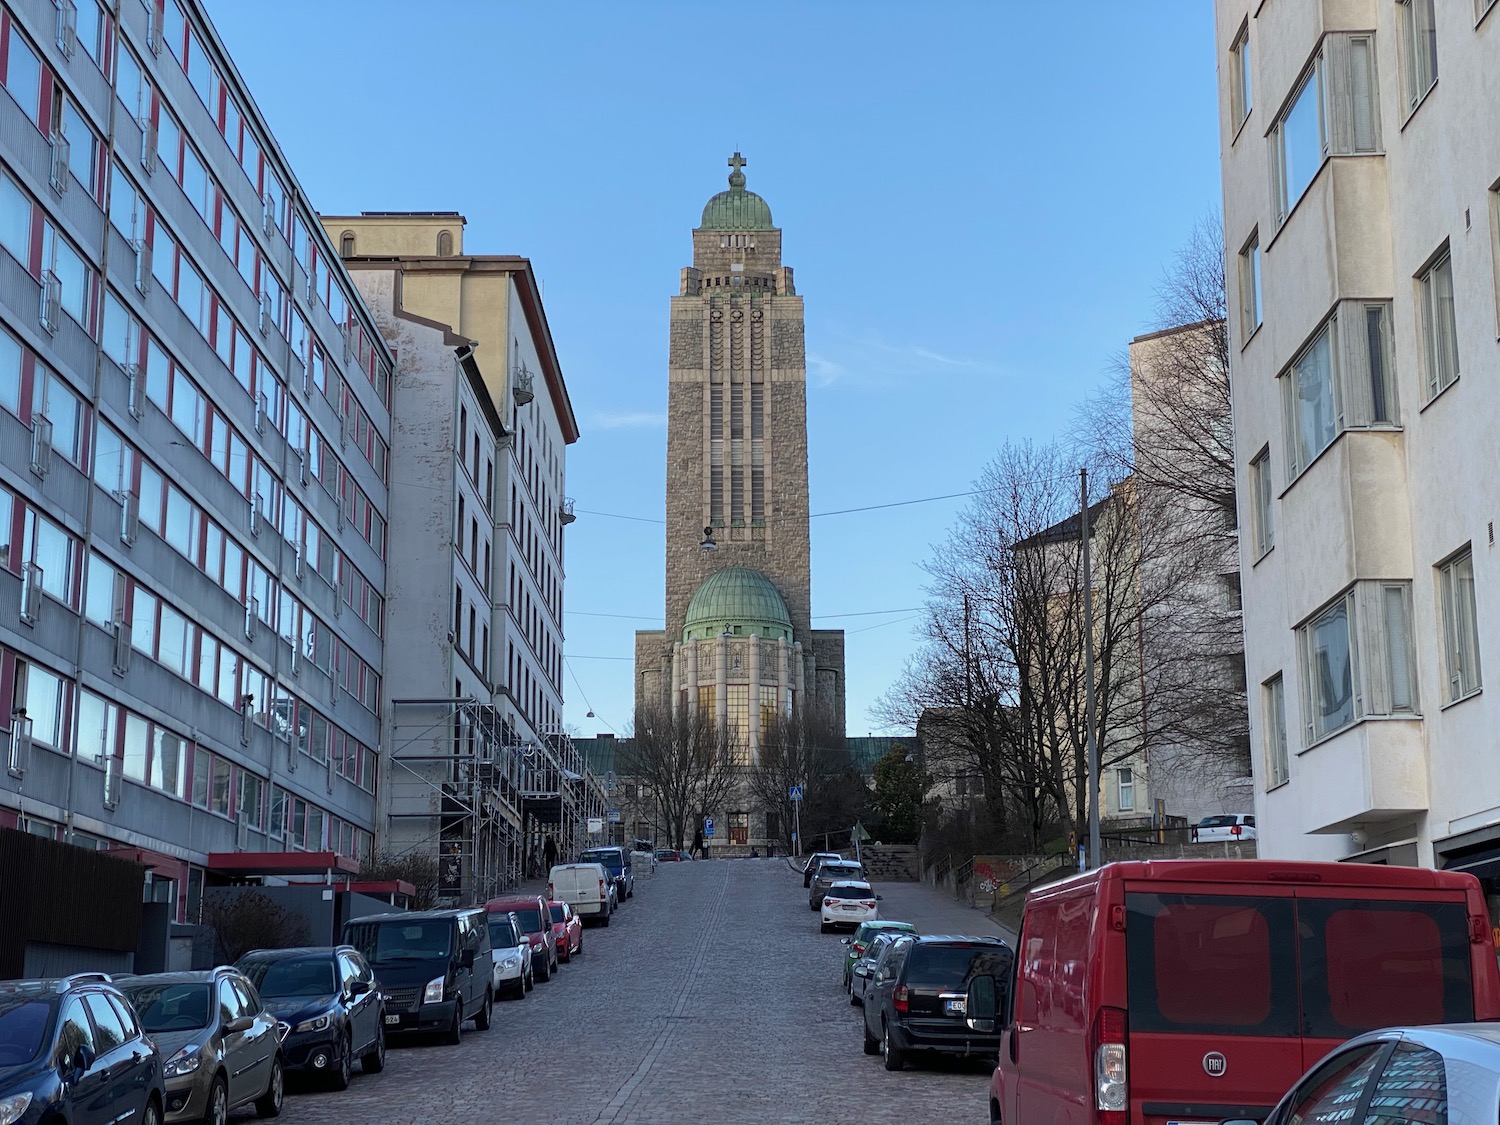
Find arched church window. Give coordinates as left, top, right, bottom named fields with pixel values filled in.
left=437, top=230, right=454, bottom=256
left=339, top=232, right=355, bottom=257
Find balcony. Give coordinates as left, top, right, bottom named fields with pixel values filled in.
left=1298, top=718, right=1428, bottom=833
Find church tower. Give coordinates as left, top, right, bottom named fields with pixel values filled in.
left=635, top=155, right=846, bottom=795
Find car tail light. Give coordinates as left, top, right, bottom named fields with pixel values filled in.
left=824, top=898, right=836, bottom=907
left=546, top=883, right=554, bottom=898
left=893, top=984, right=908, bottom=1013
left=861, top=900, right=876, bottom=908
left=1092, top=1006, right=1128, bottom=1124
left=599, top=878, right=606, bottom=898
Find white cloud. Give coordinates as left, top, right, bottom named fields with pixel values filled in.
left=809, top=333, right=1009, bottom=391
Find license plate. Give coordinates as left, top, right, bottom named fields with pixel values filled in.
left=1167, top=1121, right=1216, bottom=1124
left=945, top=999, right=966, bottom=1014
left=384, top=1014, right=401, bottom=1025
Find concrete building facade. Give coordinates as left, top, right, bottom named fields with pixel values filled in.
left=633, top=154, right=845, bottom=850
left=0, top=0, right=390, bottom=919
left=1218, top=0, right=1500, bottom=877
left=325, top=214, right=604, bottom=883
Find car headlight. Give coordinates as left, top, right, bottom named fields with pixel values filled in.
left=164, top=1044, right=203, bottom=1077
left=294, top=1014, right=331, bottom=1033
left=422, top=976, right=446, bottom=1004
left=0, top=1093, right=32, bottom=1125
left=500, top=955, right=521, bottom=969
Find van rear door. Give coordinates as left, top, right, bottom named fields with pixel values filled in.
left=1291, top=889, right=1474, bottom=1071
left=1124, top=888, right=1302, bottom=1124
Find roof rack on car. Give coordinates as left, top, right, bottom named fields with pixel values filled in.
left=56, top=972, right=113, bottom=989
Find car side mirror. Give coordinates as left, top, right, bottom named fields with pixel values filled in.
left=73, top=1042, right=95, bottom=1076
left=349, top=980, right=371, bottom=997
left=965, top=974, right=997, bottom=1034
left=840, top=937, right=852, bottom=945
left=225, top=1015, right=254, bottom=1034
left=876, top=895, right=883, bottom=901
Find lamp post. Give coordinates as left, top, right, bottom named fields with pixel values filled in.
left=1081, top=468, right=1100, bottom=871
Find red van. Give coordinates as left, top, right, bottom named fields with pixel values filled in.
left=986, top=859, right=1500, bottom=1125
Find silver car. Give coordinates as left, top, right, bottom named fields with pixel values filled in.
left=1221, top=1024, right=1500, bottom=1125
left=848, top=932, right=902, bottom=1007
left=807, top=861, right=865, bottom=910
left=486, top=912, right=534, bottom=1000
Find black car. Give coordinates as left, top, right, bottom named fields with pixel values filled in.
left=343, top=908, right=492, bottom=1044
left=861, top=934, right=1013, bottom=1071
left=0, top=972, right=165, bottom=1125
left=236, top=947, right=385, bottom=1090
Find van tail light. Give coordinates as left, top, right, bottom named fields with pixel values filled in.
left=599, top=878, right=606, bottom=898
left=1093, top=1006, right=1128, bottom=1125
left=893, top=985, right=909, bottom=1013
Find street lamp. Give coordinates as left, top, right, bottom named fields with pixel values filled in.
left=699, top=526, right=717, bottom=552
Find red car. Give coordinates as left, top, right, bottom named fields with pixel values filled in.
left=485, top=894, right=558, bottom=981
left=654, top=849, right=682, bottom=863
left=548, top=900, right=583, bottom=961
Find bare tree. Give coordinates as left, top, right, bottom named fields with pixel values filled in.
left=358, top=851, right=441, bottom=910
left=621, top=701, right=741, bottom=851
left=747, top=705, right=863, bottom=848
left=204, top=890, right=312, bottom=962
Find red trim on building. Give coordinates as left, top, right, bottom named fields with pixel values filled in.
left=206, top=850, right=359, bottom=876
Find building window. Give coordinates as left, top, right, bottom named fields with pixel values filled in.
left=1230, top=21, right=1252, bottom=131
left=339, top=232, right=354, bottom=258
left=1298, top=581, right=1419, bottom=745
left=1418, top=248, right=1459, bottom=399
left=437, top=230, right=453, bottom=256
left=1398, top=0, right=1439, bottom=111
left=1250, top=447, right=1274, bottom=558
left=1284, top=324, right=1337, bottom=476
left=1301, top=592, right=1357, bottom=741
left=1439, top=547, right=1481, bottom=701
left=1116, top=768, right=1134, bottom=812
left=1264, top=674, right=1289, bottom=788
left=1239, top=229, right=1262, bottom=338
left=1275, top=59, right=1325, bottom=222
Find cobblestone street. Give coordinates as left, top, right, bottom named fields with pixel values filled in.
left=242, top=859, right=1009, bottom=1124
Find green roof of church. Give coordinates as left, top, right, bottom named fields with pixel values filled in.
left=683, top=567, right=793, bottom=642
left=700, top=152, right=774, bottom=231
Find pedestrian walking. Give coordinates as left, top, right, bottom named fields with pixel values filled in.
left=543, top=833, right=558, bottom=871
left=692, top=826, right=704, bottom=859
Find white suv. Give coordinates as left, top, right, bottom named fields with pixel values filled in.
left=1191, top=813, right=1256, bottom=842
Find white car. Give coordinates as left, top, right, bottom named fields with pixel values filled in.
left=1190, top=813, right=1257, bottom=842
left=821, top=880, right=880, bottom=933
left=487, top=910, right=534, bottom=999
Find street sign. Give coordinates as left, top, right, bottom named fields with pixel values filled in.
left=851, top=821, right=870, bottom=843
left=703, top=817, right=715, bottom=838
left=788, top=785, right=803, bottom=802
left=586, top=817, right=604, bottom=834
left=607, top=809, right=622, bottom=824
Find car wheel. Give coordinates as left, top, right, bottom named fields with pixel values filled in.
left=536, top=955, right=551, bottom=983
left=474, top=990, right=493, bottom=1030
left=862, top=1022, right=880, bottom=1055
left=524, top=966, right=534, bottom=992
left=361, top=1024, right=386, bottom=1073
left=443, top=1006, right=462, bottom=1046
left=882, top=1022, right=906, bottom=1072
left=255, top=1056, right=284, bottom=1117
left=601, top=910, right=611, bottom=927
left=141, top=1096, right=163, bottom=1125
left=990, top=1098, right=1004, bottom=1125
left=328, top=1032, right=351, bottom=1091
left=627, top=886, right=634, bottom=899
left=576, top=935, right=583, bottom=954
left=206, top=1074, right=230, bottom=1125
left=820, top=921, right=831, bottom=934
left=804, top=875, right=812, bottom=888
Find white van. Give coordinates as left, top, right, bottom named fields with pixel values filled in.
left=547, top=862, right=614, bottom=925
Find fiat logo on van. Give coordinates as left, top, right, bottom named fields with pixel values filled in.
left=1203, top=1051, right=1228, bottom=1077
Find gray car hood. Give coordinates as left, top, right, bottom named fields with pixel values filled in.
left=150, top=1027, right=209, bottom=1062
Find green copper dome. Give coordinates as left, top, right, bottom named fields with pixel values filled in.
left=683, top=567, right=793, bottom=642
left=700, top=152, right=774, bottom=231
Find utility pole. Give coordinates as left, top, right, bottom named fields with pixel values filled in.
left=1081, top=468, right=1101, bottom=871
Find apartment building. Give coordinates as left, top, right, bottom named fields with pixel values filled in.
left=325, top=213, right=600, bottom=874
left=1218, top=0, right=1500, bottom=878
left=0, top=0, right=392, bottom=919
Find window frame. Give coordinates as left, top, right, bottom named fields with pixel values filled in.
left=1439, top=546, right=1482, bottom=703
left=1230, top=20, right=1252, bottom=134
left=1418, top=247, right=1459, bottom=400
left=1238, top=228, right=1262, bottom=340
left=1300, top=590, right=1359, bottom=744
left=1116, top=767, right=1135, bottom=812
left=1398, top=0, right=1439, bottom=113
left=1274, top=53, right=1327, bottom=226
left=1264, top=674, right=1289, bottom=789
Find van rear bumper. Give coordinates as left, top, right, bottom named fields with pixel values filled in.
left=1140, top=1103, right=1272, bottom=1122
left=574, top=901, right=607, bottom=916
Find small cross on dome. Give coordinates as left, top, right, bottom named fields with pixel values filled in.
left=727, top=151, right=747, bottom=189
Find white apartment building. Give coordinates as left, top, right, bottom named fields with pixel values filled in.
left=1218, top=0, right=1500, bottom=879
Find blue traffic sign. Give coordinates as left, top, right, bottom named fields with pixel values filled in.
left=703, top=817, right=715, bottom=838
left=789, top=785, right=803, bottom=802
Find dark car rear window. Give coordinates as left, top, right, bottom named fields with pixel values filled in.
left=512, top=909, right=543, bottom=933
left=549, top=905, right=565, bottom=923
left=906, top=944, right=1012, bottom=990
left=1126, top=892, right=1474, bottom=1039
left=827, top=884, right=872, bottom=900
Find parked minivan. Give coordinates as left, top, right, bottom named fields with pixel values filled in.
left=987, top=859, right=1500, bottom=1125
left=548, top=862, right=614, bottom=925
left=342, top=907, right=493, bottom=1045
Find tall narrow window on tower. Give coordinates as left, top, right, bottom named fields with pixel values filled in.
left=710, top=382, right=724, bottom=524
left=750, top=383, right=765, bottom=525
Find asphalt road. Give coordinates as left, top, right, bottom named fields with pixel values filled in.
left=243, top=857, right=1011, bottom=1124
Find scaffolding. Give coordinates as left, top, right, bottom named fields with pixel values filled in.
left=386, top=700, right=610, bottom=900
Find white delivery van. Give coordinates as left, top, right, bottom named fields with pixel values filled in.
left=547, top=862, right=614, bottom=926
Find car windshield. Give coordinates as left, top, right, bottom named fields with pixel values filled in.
left=1198, top=815, right=1238, bottom=827
left=549, top=905, right=565, bottom=923
left=488, top=919, right=519, bottom=947
left=511, top=909, right=544, bottom=932
left=0, top=995, right=53, bottom=1064
left=828, top=883, right=872, bottom=900
left=121, top=983, right=212, bottom=1033
left=241, top=958, right=336, bottom=999
left=580, top=851, right=622, bottom=872
left=346, top=919, right=453, bottom=963
left=906, top=945, right=1012, bottom=990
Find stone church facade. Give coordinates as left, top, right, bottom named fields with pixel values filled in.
left=633, top=155, right=845, bottom=846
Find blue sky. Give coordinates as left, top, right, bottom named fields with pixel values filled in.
left=205, top=1, right=1222, bottom=739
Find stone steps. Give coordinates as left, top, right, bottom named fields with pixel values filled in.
left=859, top=844, right=919, bottom=881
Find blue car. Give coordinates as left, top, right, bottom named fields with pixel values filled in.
left=0, top=973, right=164, bottom=1125
left=578, top=847, right=634, bottom=902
